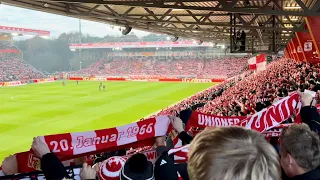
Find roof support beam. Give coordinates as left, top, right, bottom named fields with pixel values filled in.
left=87, top=4, right=100, bottom=14
left=39, top=0, right=320, bottom=16
left=294, top=0, right=309, bottom=12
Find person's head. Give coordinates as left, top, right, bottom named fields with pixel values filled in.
left=120, top=153, right=154, bottom=180
left=280, top=124, right=320, bottom=178
left=99, top=156, right=126, bottom=180
left=188, top=127, right=280, bottom=180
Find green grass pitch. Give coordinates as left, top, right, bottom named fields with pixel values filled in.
left=0, top=81, right=216, bottom=161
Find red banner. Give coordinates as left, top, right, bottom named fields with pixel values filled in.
left=33, top=78, right=56, bottom=83
left=186, top=111, right=247, bottom=130
left=290, top=40, right=299, bottom=61
left=284, top=48, right=289, bottom=59
left=286, top=46, right=291, bottom=59
left=0, top=26, right=50, bottom=36
left=296, top=31, right=319, bottom=63
left=0, top=49, right=19, bottom=53
left=141, top=52, right=156, bottom=57
left=292, top=37, right=304, bottom=61
left=288, top=42, right=294, bottom=60
left=182, top=78, right=212, bottom=83
left=291, top=40, right=298, bottom=61
left=69, top=77, right=224, bottom=83
left=306, top=16, right=320, bottom=57
left=0, top=81, right=23, bottom=87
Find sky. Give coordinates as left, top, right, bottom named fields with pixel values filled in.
left=0, top=4, right=150, bottom=39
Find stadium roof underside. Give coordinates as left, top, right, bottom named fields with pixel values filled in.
left=1, top=0, right=320, bottom=52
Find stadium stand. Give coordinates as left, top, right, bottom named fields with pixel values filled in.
left=0, top=44, right=45, bottom=82
left=156, top=58, right=320, bottom=119
left=74, top=57, right=248, bottom=78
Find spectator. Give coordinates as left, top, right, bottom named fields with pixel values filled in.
left=1, top=155, right=18, bottom=176
left=98, top=156, right=126, bottom=180
left=280, top=124, right=320, bottom=180
left=298, top=91, right=320, bottom=133
left=120, top=153, right=154, bottom=180
left=188, top=127, right=280, bottom=180
left=31, top=137, right=70, bottom=180
left=73, top=57, right=248, bottom=79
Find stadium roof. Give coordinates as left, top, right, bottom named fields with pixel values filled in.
left=1, top=0, right=320, bottom=52
left=0, top=25, right=50, bottom=36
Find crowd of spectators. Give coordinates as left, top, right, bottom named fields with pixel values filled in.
left=156, top=58, right=320, bottom=119
left=0, top=54, right=44, bottom=82
left=75, top=57, right=248, bottom=78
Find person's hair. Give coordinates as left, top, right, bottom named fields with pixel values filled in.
left=126, top=153, right=149, bottom=173
left=188, top=126, right=280, bottom=180
left=280, top=124, right=320, bottom=171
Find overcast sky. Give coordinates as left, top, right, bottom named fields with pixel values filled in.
left=0, top=4, right=150, bottom=38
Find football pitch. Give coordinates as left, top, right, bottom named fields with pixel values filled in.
left=0, top=81, right=215, bottom=161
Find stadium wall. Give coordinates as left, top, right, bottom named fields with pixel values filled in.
left=0, top=78, right=57, bottom=87
left=68, top=77, right=225, bottom=83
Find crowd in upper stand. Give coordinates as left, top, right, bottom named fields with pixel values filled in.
left=0, top=56, right=44, bottom=82
left=0, top=44, right=44, bottom=82
left=157, top=58, right=320, bottom=118
left=75, top=57, right=248, bottom=78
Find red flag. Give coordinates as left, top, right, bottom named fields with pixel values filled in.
left=248, top=53, right=266, bottom=71
left=306, top=16, right=320, bottom=56
left=296, top=31, right=319, bottom=64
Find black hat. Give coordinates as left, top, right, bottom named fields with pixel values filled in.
left=120, top=153, right=154, bottom=180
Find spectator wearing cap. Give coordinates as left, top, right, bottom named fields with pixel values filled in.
left=120, top=153, right=154, bottom=180
left=280, top=124, right=320, bottom=180
left=98, top=156, right=126, bottom=180
left=188, top=126, right=280, bottom=180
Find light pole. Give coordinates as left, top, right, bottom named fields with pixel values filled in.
left=80, top=61, right=82, bottom=70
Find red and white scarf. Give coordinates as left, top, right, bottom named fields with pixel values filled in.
left=12, top=116, right=172, bottom=173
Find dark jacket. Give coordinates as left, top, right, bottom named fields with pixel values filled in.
left=41, top=153, right=69, bottom=180
left=155, top=146, right=189, bottom=180
left=300, top=106, right=320, bottom=134
left=291, top=168, right=320, bottom=180
left=178, top=131, right=193, bottom=145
